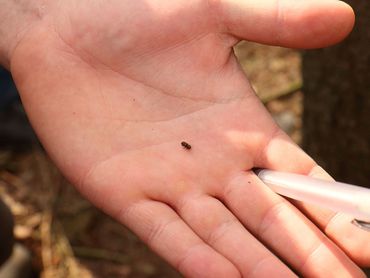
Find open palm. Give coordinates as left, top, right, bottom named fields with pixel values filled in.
left=9, top=0, right=369, bottom=276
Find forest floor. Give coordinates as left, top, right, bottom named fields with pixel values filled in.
left=0, top=41, right=303, bottom=278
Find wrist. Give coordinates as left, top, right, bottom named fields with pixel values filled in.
left=0, top=0, right=44, bottom=69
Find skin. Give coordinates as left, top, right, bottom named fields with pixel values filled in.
left=1, top=0, right=369, bottom=276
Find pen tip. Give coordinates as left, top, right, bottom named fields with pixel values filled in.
left=253, top=168, right=263, bottom=176
left=351, top=219, right=370, bottom=232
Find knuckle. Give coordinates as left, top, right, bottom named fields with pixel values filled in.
left=257, top=201, right=286, bottom=237
left=206, top=217, right=238, bottom=245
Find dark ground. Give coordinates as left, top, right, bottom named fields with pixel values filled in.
left=0, top=41, right=303, bottom=277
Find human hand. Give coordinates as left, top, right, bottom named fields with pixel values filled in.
left=4, top=0, right=369, bottom=276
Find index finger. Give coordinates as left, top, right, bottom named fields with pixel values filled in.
left=257, top=130, right=370, bottom=268
left=297, top=166, right=370, bottom=267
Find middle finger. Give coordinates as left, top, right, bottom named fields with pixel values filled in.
left=175, top=194, right=296, bottom=277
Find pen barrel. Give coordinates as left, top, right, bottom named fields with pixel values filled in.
left=257, top=170, right=370, bottom=222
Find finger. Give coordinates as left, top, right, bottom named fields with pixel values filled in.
left=215, top=0, right=354, bottom=48
left=118, top=200, right=240, bottom=278
left=257, top=129, right=370, bottom=267
left=305, top=166, right=370, bottom=267
left=222, top=171, right=365, bottom=277
left=254, top=127, right=317, bottom=173
left=175, top=194, right=296, bottom=277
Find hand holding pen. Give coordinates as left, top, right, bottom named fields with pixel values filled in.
left=255, top=169, right=370, bottom=231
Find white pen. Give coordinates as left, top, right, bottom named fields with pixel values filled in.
left=255, top=169, right=370, bottom=230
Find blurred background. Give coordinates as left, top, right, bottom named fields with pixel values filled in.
left=0, top=1, right=368, bottom=277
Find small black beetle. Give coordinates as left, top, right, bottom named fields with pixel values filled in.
left=181, top=141, right=192, bottom=150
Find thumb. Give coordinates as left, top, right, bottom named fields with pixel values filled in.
left=215, top=0, right=355, bottom=48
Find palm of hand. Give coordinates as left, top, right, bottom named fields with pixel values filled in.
left=16, top=1, right=281, bottom=202
left=10, top=0, right=369, bottom=277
